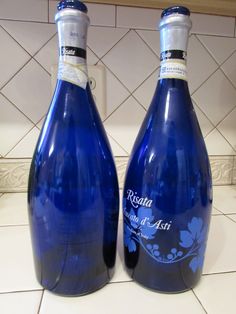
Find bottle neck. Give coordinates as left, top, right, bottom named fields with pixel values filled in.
left=56, top=9, right=90, bottom=89
left=159, top=13, right=191, bottom=81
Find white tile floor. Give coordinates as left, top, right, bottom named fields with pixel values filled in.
left=0, top=186, right=236, bottom=313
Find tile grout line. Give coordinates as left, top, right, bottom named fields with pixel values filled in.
left=196, top=34, right=231, bottom=67
left=48, top=0, right=50, bottom=24
left=131, top=65, right=159, bottom=97
left=221, top=65, right=236, bottom=91
left=130, top=94, right=148, bottom=113
left=33, top=57, right=51, bottom=77
left=192, top=102, right=214, bottom=138
left=224, top=215, right=236, bottom=224
left=190, top=35, right=220, bottom=94
left=212, top=205, right=224, bottom=215
left=0, top=191, right=30, bottom=194
left=212, top=207, right=236, bottom=223
left=0, top=18, right=52, bottom=25
left=98, top=58, right=131, bottom=95
left=234, top=17, right=236, bottom=37
left=106, top=131, right=129, bottom=155
left=0, top=18, right=236, bottom=37
left=191, top=289, right=208, bottom=314
left=191, top=105, right=236, bottom=150
left=220, top=60, right=236, bottom=91
left=233, top=156, right=236, bottom=184
left=135, top=29, right=160, bottom=59
left=220, top=43, right=236, bottom=69
left=0, top=91, right=36, bottom=125
left=108, top=280, right=134, bottom=285
left=212, top=103, right=236, bottom=130
left=96, top=28, right=130, bottom=61
left=0, top=57, right=33, bottom=92
left=206, top=102, right=236, bottom=153
left=0, top=22, right=57, bottom=77
left=0, top=289, right=43, bottom=295
left=35, top=116, right=46, bottom=130
left=103, top=94, right=131, bottom=123
left=3, top=125, right=36, bottom=158
left=115, top=5, right=117, bottom=28
left=194, top=34, right=220, bottom=67
left=191, top=68, right=220, bottom=99
left=216, top=125, right=236, bottom=155
left=92, top=30, right=161, bottom=119
left=0, top=224, right=29, bottom=228
left=191, top=32, right=236, bottom=39
left=37, top=290, right=45, bottom=314
left=0, top=24, right=33, bottom=58
left=203, top=270, right=236, bottom=276
left=32, top=31, right=57, bottom=60
left=30, top=31, right=58, bottom=76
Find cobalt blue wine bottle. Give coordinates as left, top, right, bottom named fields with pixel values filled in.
left=123, top=6, right=212, bottom=293
left=28, top=0, right=119, bottom=296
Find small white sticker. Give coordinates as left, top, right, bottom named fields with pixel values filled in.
left=58, top=61, right=88, bottom=89
left=159, top=61, right=187, bottom=80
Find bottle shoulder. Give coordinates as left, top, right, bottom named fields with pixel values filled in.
left=127, top=78, right=210, bottom=177
left=34, top=80, right=114, bottom=164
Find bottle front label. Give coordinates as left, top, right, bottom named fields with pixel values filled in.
left=159, top=61, right=187, bottom=80
left=123, top=189, right=207, bottom=272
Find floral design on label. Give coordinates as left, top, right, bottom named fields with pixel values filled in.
left=124, top=203, right=207, bottom=273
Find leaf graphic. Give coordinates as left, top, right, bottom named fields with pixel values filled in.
left=124, top=224, right=137, bottom=253
left=197, top=226, right=207, bottom=244
left=128, top=239, right=137, bottom=252
left=189, top=257, right=198, bottom=272
left=137, top=207, right=154, bottom=222
left=188, top=217, right=203, bottom=239
left=141, top=224, right=156, bottom=240
left=179, top=230, right=194, bottom=248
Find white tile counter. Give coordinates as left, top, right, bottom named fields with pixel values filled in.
left=0, top=186, right=236, bottom=313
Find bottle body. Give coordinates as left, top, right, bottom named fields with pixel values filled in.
left=28, top=1, right=119, bottom=296
left=28, top=80, right=119, bottom=296
left=123, top=78, right=212, bottom=292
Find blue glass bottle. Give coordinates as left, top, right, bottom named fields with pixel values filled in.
left=123, top=6, right=212, bottom=293
left=28, top=0, right=119, bottom=296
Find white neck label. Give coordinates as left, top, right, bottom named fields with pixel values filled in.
left=159, top=60, right=187, bottom=81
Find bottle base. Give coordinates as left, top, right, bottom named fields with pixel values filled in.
left=42, top=280, right=109, bottom=297
left=36, top=266, right=115, bottom=297
left=134, top=279, right=192, bottom=294
left=126, top=269, right=200, bottom=294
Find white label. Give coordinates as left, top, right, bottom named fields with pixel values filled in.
left=57, top=18, right=88, bottom=88
left=58, top=62, right=88, bottom=89
left=159, top=61, right=187, bottom=80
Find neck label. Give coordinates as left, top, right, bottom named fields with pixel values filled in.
left=58, top=62, right=88, bottom=89
left=61, top=46, right=86, bottom=59
left=160, top=50, right=187, bottom=62
left=159, top=61, right=187, bottom=80
left=57, top=20, right=88, bottom=88
left=159, top=50, right=187, bottom=80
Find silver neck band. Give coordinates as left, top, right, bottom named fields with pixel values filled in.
left=159, top=13, right=192, bottom=55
